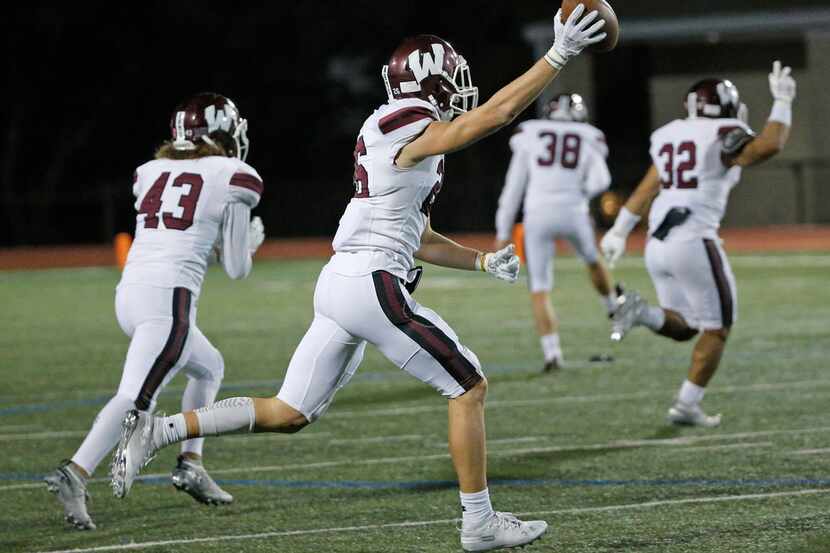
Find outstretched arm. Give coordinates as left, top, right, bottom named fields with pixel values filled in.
left=397, top=5, right=606, bottom=167
left=599, top=165, right=661, bottom=268
left=416, top=221, right=520, bottom=282
left=726, top=60, right=795, bottom=167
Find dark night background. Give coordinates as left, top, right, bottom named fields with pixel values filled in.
left=1, top=1, right=825, bottom=247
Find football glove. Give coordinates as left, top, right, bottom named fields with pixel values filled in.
left=248, top=216, right=265, bottom=255
left=769, top=60, right=796, bottom=104
left=479, top=244, right=521, bottom=283
left=546, top=5, right=607, bottom=69
left=600, top=207, right=640, bottom=268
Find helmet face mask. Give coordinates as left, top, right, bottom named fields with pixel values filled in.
left=170, top=93, right=250, bottom=161
left=382, top=35, right=478, bottom=121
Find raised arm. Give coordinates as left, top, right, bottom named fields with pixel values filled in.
left=725, top=61, right=795, bottom=168
left=397, top=6, right=606, bottom=168
left=599, top=165, right=661, bottom=267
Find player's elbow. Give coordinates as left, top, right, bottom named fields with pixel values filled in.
left=224, top=259, right=251, bottom=280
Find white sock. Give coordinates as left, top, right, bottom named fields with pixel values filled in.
left=601, top=292, right=618, bottom=314
left=460, top=488, right=494, bottom=526
left=179, top=376, right=222, bottom=456
left=158, top=414, right=189, bottom=447
left=639, top=306, right=666, bottom=331
left=71, top=393, right=136, bottom=476
left=194, top=397, right=256, bottom=436
left=678, top=379, right=705, bottom=405
left=540, top=333, right=561, bottom=362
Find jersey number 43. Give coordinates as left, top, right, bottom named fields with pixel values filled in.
left=138, top=172, right=204, bottom=231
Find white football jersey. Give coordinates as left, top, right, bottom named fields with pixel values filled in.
left=495, top=119, right=609, bottom=241
left=120, top=155, right=263, bottom=296
left=648, top=117, right=752, bottom=241
left=332, top=98, right=443, bottom=280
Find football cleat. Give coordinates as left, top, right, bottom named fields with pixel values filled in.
left=460, top=511, right=548, bottom=552
left=610, top=289, right=646, bottom=341
left=543, top=356, right=562, bottom=373
left=667, top=400, right=722, bottom=428
left=111, top=409, right=162, bottom=498
left=44, top=460, right=96, bottom=530
left=171, top=455, right=233, bottom=505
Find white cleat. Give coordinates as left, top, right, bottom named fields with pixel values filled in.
left=667, top=400, right=722, bottom=428
left=44, top=461, right=96, bottom=530
left=172, top=455, right=234, bottom=505
left=460, top=511, right=548, bottom=552
left=610, top=290, right=646, bottom=342
left=111, top=409, right=162, bottom=498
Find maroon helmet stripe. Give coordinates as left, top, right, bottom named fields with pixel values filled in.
left=372, top=271, right=481, bottom=391
left=378, top=107, right=436, bottom=135
left=135, top=287, right=191, bottom=410
left=230, top=172, right=264, bottom=196
left=703, top=239, right=734, bottom=327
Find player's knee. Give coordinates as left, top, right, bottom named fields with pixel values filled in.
left=704, top=327, right=730, bottom=341
left=459, top=376, right=488, bottom=404
left=671, top=327, right=699, bottom=342
left=255, top=397, right=311, bottom=433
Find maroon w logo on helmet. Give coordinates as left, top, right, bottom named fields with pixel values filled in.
left=382, top=35, right=478, bottom=122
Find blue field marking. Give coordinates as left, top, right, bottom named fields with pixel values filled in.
left=4, top=472, right=830, bottom=491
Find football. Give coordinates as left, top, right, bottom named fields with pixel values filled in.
left=561, top=0, right=619, bottom=52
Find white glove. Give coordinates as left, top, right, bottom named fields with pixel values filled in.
left=600, top=207, right=640, bottom=268
left=248, top=216, right=265, bottom=255
left=600, top=231, right=626, bottom=269
left=545, top=4, right=607, bottom=69
left=478, top=244, right=521, bottom=283
left=769, top=60, right=796, bottom=104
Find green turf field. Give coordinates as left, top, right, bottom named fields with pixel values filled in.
left=2, top=253, right=830, bottom=552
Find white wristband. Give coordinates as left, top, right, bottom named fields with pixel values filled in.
left=544, top=46, right=567, bottom=70
left=612, top=207, right=641, bottom=236
left=769, top=99, right=792, bottom=126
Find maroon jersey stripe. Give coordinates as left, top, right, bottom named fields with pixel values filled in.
left=378, top=107, right=436, bottom=135
left=230, top=172, right=264, bottom=196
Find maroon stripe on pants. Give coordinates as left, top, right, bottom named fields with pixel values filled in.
left=703, top=239, right=733, bottom=328
left=372, top=271, right=481, bottom=392
left=135, top=287, right=191, bottom=410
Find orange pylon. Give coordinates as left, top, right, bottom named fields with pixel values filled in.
left=114, top=232, right=132, bottom=269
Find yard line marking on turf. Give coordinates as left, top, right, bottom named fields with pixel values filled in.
left=788, top=447, right=830, bottom=455
left=32, top=487, right=830, bottom=553
left=5, top=425, right=830, bottom=491
left=328, top=433, right=424, bottom=445
left=678, top=441, right=774, bottom=453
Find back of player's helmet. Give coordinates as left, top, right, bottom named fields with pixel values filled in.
left=544, top=93, right=588, bottom=122
left=684, top=79, right=744, bottom=120
left=382, top=34, right=478, bottom=121
left=170, top=92, right=250, bottom=161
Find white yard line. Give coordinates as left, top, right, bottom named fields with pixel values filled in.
left=33, top=487, right=830, bottom=553
left=788, top=447, right=830, bottom=456
left=678, top=441, right=774, bottom=453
